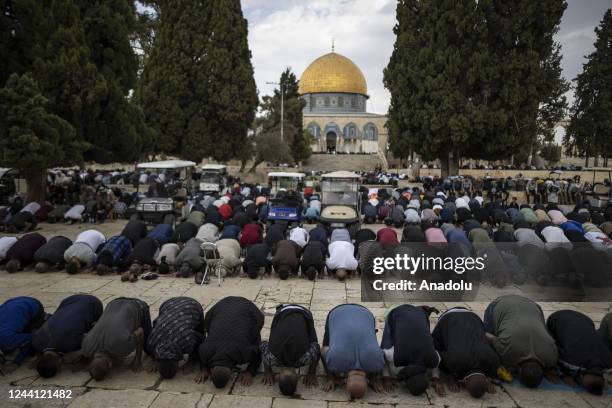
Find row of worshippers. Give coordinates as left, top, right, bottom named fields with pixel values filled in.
left=1, top=295, right=611, bottom=399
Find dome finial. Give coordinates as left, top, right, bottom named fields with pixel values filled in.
left=332, top=38, right=335, bottom=52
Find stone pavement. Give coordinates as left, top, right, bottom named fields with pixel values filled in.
left=0, top=220, right=611, bottom=407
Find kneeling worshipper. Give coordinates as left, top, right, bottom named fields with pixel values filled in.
left=156, top=242, right=181, bottom=274
left=210, top=238, right=242, bottom=278
left=265, top=223, right=287, bottom=249
left=122, top=235, right=160, bottom=282
left=172, top=221, right=199, bottom=244
left=326, top=229, right=358, bottom=280
left=95, top=235, right=132, bottom=275
left=4, top=233, right=47, bottom=273
left=322, top=304, right=385, bottom=399
left=197, top=296, right=263, bottom=388
left=381, top=305, right=441, bottom=396
left=272, top=240, right=301, bottom=280
left=120, top=219, right=148, bottom=246
left=289, top=227, right=309, bottom=248
left=0, top=236, right=18, bottom=264
left=145, top=297, right=204, bottom=379
left=300, top=241, right=327, bottom=281
left=484, top=295, right=557, bottom=388
left=80, top=297, right=151, bottom=380
left=33, top=236, right=73, bottom=273
left=0, top=297, right=45, bottom=374
left=63, top=204, right=86, bottom=224
left=32, top=295, right=103, bottom=378
left=242, top=243, right=271, bottom=279
left=176, top=238, right=207, bottom=280
left=261, top=304, right=319, bottom=395
left=196, top=223, right=219, bottom=243
left=432, top=308, right=500, bottom=398
left=64, top=229, right=106, bottom=274
left=239, top=223, right=263, bottom=248
left=546, top=310, right=612, bottom=395
left=600, top=312, right=612, bottom=352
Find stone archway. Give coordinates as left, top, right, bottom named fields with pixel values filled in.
left=326, top=131, right=337, bottom=153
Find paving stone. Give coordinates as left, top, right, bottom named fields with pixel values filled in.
left=427, top=385, right=516, bottom=407
left=149, top=391, right=208, bottom=408
left=208, top=394, right=272, bottom=408
left=43, top=277, right=111, bottom=293
left=0, top=384, right=86, bottom=408
left=69, top=388, right=158, bottom=408
left=504, top=385, right=592, bottom=408
left=273, top=399, right=327, bottom=408
left=87, top=367, right=159, bottom=390
left=33, top=368, right=91, bottom=387
left=231, top=376, right=348, bottom=401
left=0, top=362, right=39, bottom=386
left=330, top=403, right=393, bottom=408
left=576, top=392, right=612, bottom=408
left=157, top=372, right=232, bottom=395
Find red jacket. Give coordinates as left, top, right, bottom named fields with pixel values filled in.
left=240, top=223, right=263, bottom=247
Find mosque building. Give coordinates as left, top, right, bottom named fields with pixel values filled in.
left=299, top=47, right=388, bottom=155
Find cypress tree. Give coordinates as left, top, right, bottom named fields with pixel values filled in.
left=197, top=0, right=258, bottom=162
left=385, top=0, right=567, bottom=176
left=565, top=9, right=612, bottom=165
left=0, top=74, right=83, bottom=201
left=76, top=0, right=145, bottom=162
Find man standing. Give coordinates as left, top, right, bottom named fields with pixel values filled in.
left=64, top=229, right=106, bottom=274
left=146, top=297, right=204, bottom=379
left=0, top=296, right=45, bottom=374
left=322, top=304, right=385, bottom=399
left=381, top=305, right=441, bottom=396
left=261, top=304, right=319, bottom=395
left=432, top=307, right=499, bottom=398
left=32, top=295, right=103, bottom=378
left=196, top=296, right=263, bottom=388
left=484, top=295, right=557, bottom=388
left=546, top=310, right=612, bottom=395
left=80, top=297, right=151, bottom=380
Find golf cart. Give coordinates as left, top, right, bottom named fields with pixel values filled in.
left=199, top=164, right=228, bottom=194
left=582, top=167, right=611, bottom=210
left=132, top=160, right=196, bottom=225
left=266, top=172, right=305, bottom=227
left=319, top=171, right=361, bottom=236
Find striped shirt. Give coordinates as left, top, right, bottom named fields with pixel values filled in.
left=146, top=297, right=204, bottom=361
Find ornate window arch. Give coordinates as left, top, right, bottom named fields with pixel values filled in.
left=363, top=122, right=378, bottom=141
left=324, top=122, right=340, bottom=136
left=307, top=122, right=321, bottom=139
left=343, top=122, right=358, bottom=140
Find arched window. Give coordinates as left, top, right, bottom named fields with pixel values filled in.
left=307, top=122, right=321, bottom=139
left=363, top=123, right=378, bottom=140
left=344, top=123, right=357, bottom=140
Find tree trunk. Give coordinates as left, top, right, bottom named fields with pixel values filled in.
left=440, top=155, right=449, bottom=179
left=448, top=149, right=460, bottom=176
left=585, top=156, right=589, bottom=167
left=594, top=156, right=599, bottom=167
left=604, top=157, right=608, bottom=167
left=24, top=168, right=46, bottom=203
left=248, top=158, right=264, bottom=173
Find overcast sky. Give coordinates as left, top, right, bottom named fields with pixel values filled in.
left=243, top=0, right=611, bottom=114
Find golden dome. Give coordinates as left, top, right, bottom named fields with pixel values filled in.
left=299, top=52, right=367, bottom=95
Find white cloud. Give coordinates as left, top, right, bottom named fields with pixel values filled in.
left=243, top=0, right=396, bottom=114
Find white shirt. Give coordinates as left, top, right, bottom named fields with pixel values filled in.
left=21, top=202, right=41, bottom=214
left=326, top=241, right=358, bottom=271
left=289, top=227, right=308, bottom=248
left=139, top=173, right=149, bottom=184
left=0, top=236, right=18, bottom=260
left=309, top=200, right=321, bottom=212
left=75, top=229, right=106, bottom=251
left=196, top=223, right=219, bottom=242
left=64, top=204, right=85, bottom=220
left=156, top=243, right=181, bottom=265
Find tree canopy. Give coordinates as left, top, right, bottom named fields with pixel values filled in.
left=135, top=0, right=258, bottom=163
left=385, top=0, right=568, bottom=176
left=565, top=9, right=612, bottom=165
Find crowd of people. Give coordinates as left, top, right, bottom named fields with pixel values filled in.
left=0, top=294, right=611, bottom=399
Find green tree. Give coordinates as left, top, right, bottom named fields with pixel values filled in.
left=76, top=0, right=146, bottom=162
left=565, top=9, right=612, bottom=166
left=539, top=142, right=561, bottom=165
left=385, top=0, right=567, bottom=177
left=136, top=0, right=257, bottom=163
left=0, top=74, right=84, bottom=201
left=198, top=0, right=258, bottom=161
